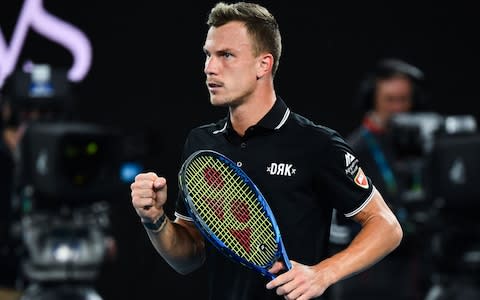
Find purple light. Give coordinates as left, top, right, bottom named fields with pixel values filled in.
left=0, top=0, right=92, bottom=87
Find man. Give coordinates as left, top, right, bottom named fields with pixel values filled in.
left=347, top=58, right=426, bottom=208
left=130, top=2, right=403, bottom=299
left=330, top=58, right=427, bottom=299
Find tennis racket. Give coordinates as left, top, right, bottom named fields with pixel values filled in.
left=178, top=149, right=292, bottom=280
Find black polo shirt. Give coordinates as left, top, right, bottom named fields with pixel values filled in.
left=174, top=97, right=375, bottom=300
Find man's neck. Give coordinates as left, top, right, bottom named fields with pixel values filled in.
left=229, top=88, right=276, bottom=136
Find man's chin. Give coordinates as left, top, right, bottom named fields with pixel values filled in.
left=210, top=97, right=229, bottom=107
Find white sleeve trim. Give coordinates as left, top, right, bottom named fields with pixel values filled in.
left=344, top=186, right=376, bottom=218
left=174, top=211, right=193, bottom=222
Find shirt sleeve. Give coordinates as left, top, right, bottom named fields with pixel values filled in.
left=320, top=131, right=375, bottom=217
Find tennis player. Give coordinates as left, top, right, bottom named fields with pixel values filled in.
left=130, top=2, right=403, bottom=299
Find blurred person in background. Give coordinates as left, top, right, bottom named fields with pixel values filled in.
left=347, top=58, right=428, bottom=208
left=330, top=58, right=430, bottom=300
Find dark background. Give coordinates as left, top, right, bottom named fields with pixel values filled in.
left=1, top=1, right=479, bottom=299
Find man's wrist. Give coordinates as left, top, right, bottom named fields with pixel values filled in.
left=142, top=213, right=167, bottom=233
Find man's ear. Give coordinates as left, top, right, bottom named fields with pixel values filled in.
left=256, top=53, right=273, bottom=80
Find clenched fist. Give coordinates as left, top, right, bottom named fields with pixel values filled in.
left=130, top=172, right=168, bottom=223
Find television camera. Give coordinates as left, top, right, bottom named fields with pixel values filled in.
left=388, top=112, right=480, bottom=210
left=3, top=64, right=123, bottom=300
left=388, top=112, right=480, bottom=300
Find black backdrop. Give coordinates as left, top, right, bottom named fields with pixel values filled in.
left=1, top=1, right=479, bottom=299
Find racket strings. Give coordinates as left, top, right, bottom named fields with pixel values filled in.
left=185, top=155, right=278, bottom=266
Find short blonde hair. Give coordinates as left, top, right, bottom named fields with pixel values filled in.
left=207, top=2, right=282, bottom=78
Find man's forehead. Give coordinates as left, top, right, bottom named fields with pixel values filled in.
left=204, top=23, right=252, bottom=52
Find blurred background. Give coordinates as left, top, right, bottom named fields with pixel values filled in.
left=1, top=1, right=479, bottom=299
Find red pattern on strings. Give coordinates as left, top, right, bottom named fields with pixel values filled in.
left=229, top=228, right=252, bottom=253
left=205, top=198, right=225, bottom=221
left=203, top=167, right=224, bottom=189
left=232, top=200, right=250, bottom=223
left=202, top=165, right=253, bottom=253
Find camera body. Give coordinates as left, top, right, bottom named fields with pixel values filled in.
left=3, top=65, right=122, bottom=299
left=16, top=121, right=122, bottom=209
left=388, top=112, right=480, bottom=289
left=388, top=112, right=480, bottom=210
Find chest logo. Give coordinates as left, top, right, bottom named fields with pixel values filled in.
left=266, top=163, right=296, bottom=177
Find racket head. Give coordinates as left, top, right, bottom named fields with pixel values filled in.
left=178, top=149, right=291, bottom=279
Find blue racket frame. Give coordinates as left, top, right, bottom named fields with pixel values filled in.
left=179, top=149, right=292, bottom=280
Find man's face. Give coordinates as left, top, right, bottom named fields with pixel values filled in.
left=374, top=75, right=414, bottom=122
left=203, top=21, right=261, bottom=108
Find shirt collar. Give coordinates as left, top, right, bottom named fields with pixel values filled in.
left=214, top=97, right=290, bottom=135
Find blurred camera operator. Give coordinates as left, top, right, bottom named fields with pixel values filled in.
left=348, top=58, right=428, bottom=208
left=329, top=58, right=430, bottom=300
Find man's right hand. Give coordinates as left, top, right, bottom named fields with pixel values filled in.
left=130, top=172, right=168, bottom=223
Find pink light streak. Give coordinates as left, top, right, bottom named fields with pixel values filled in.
left=0, top=0, right=92, bottom=87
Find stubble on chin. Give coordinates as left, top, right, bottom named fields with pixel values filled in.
left=209, top=94, right=230, bottom=107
